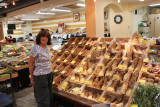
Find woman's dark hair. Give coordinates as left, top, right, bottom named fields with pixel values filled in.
left=29, top=33, right=32, bottom=36
left=36, top=28, right=52, bottom=45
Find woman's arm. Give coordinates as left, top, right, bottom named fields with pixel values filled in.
left=29, top=56, right=35, bottom=86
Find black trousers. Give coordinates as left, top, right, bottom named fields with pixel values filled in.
left=34, top=72, right=53, bottom=107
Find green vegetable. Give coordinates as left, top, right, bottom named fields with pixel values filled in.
left=132, top=84, right=160, bottom=107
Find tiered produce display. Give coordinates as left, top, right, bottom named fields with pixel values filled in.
left=52, top=35, right=160, bottom=107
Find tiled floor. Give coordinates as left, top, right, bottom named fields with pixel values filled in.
left=12, top=87, right=37, bottom=107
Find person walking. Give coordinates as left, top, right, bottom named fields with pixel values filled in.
left=29, top=28, right=53, bottom=107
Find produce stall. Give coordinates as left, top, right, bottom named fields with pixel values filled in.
left=51, top=35, right=160, bottom=107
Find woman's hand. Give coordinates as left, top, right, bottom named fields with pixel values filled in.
left=30, top=79, right=35, bottom=87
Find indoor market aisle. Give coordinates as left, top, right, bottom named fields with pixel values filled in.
left=11, top=87, right=37, bottom=107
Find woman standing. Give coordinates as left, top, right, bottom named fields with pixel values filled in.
left=29, top=29, right=53, bottom=107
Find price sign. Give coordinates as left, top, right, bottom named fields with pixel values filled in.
left=65, top=42, right=68, bottom=45
left=84, top=81, right=90, bottom=84
left=113, top=75, right=120, bottom=80
left=105, top=55, right=110, bottom=59
left=151, top=40, right=156, bottom=45
left=98, top=97, right=105, bottom=102
left=142, top=40, right=147, bottom=45
left=122, top=57, right=127, bottom=61
left=82, top=61, right=86, bottom=65
left=92, top=47, right=96, bottom=50
left=77, top=91, right=82, bottom=95
left=57, top=58, right=60, bottom=61
left=78, top=52, right=82, bottom=55
left=107, top=87, right=114, bottom=92
left=72, top=42, right=75, bottom=45
left=77, top=70, right=81, bottom=73
left=98, top=64, right=103, bottom=67
left=118, top=65, right=124, bottom=70
left=71, top=50, right=75, bottom=53
left=54, top=70, right=58, bottom=72
left=61, top=82, right=68, bottom=90
left=71, top=61, right=76, bottom=64
left=52, top=81, right=55, bottom=84
left=147, top=50, right=152, bottom=53
left=138, top=80, right=146, bottom=84
left=87, top=54, right=91, bottom=58
left=61, top=71, right=66, bottom=74
left=130, top=104, right=138, bottom=107
left=143, top=58, right=149, bottom=62
left=64, top=60, right=67, bottom=62
left=78, top=42, right=82, bottom=45
left=58, top=50, right=62, bottom=53
left=85, top=43, right=89, bottom=45
left=126, top=47, right=130, bottom=52
left=141, top=67, right=148, bottom=72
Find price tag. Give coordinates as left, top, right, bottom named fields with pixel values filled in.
left=118, top=65, right=124, bottom=70
left=105, top=55, right=110, bottom=59
left=71, top=61, right=76, bottom=64
left=64, top=60, right=68, bottom=62
left=61, top=71, right=66, bottom=74
left=84, top=81, right=90, bottom=84
left=98, top=64, right=103, bottom=66
left=29, top=75, right=31, bottom=78
left=61, top=82, right=68, bottom=90
left=85, top=43, right=89, bottom=45
left=58, top=50, right=62, bottom=53
left=143, top=58, right=149, bottom=62
left=77, top=70, right=81, bottom=73
left=71, top=50, right=75, bottom=53
left=122, top=57, right=127, bottom=61
left=54, top=70, right=58, bottom=72
left=87, top=54, right=91, bottom=58
left=57, top=58, right=60, bottom=61
left=138, top=80, right=146, bottom=84
left=107, top=87, right=114, bottom=92
left=65, top=42, right=68, bottom=45
left=151, top=40, right=156, bottom=45
left=142, top=40, right=147, bottom=44
left=130, top=104, right=138, bottom=107
left=78, top=52, right=82, bottom=55
left=126, top=47, right=130, bottom=52
left=82, top=61, right=86, bottom=65
left=72, top=42, right=75, bottom=45
left=141, top=67, right=148, bottom=72
left=92, top=47, right=96, bottom=50
left=16, top=65, right=19, bottom=67
left=132, top=39, right=138, bottom=43
left=77, top=91, right=82, bottom=95
left=98, top=97, right=105, bottom=102
left=78, top=42, right=82, bottom=45
left=147, top=50, right=152, bottom=53
left=52, top=81, right=55, bottom=84
left=113, top=75, right=120, bottom=80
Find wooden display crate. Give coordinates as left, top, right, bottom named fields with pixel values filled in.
left=0, top=72, right=18, bottom=82
left=13, top=64, right=29, bottom=71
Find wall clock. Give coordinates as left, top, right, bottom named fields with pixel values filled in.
left=114, top=15, right=123, bottom=24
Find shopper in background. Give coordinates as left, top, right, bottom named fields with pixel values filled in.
left=29, top=28, right=53, bottom=107
left=28, top=33, right=34, bottom=41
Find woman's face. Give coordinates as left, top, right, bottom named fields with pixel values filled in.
left=40, top=36, right=48, bottom=45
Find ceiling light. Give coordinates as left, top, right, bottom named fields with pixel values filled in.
left=4, top=5, right=7, bottom=8
left=139, top=0, right=144, bottom=1
left=13, top=1, right=15, bottom=5
left=76, top=3, right=85, bottom=7
left=51, top=8, right=71, bottom=12
left=149, top=3, right=160, bottom=7
left=8, top=20, right=24, bottom=23
left=118, top=0, right=120, bottom=3
left=94, top=0, right=96, bottom=2
left=36, top=12, right=55, bottom=15
left=21, top=18, right=40, bottom=21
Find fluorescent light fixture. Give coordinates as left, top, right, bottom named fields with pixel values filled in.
left=76, top=3, right=85, bottom=7
left=21, top=18, right=40, bottom=21
left=0, top=3, right=7, bottom=6
left=149, top=3, right=160, bottom=7
left=8, top=20, right=24, bottom=23
left=139, top=0, right=144, bottom=1
left=36, top=12, right=55, bottom=15
left=51, top=8, right=71, bottom=12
